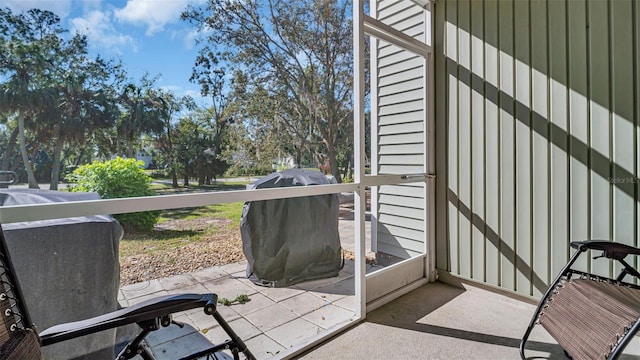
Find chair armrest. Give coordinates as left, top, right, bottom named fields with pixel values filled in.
left=571, top=241, right=640, bottom=260
left=39, top=293, right=217, bottom=345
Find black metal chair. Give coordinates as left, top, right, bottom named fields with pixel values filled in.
left=520, top=241, right=640, bottom=360
left=0, top=223, right=255, bottom=359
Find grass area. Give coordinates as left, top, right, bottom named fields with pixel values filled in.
left=119, top=180, right=248, bottom=281
left=159, top=202, right=244, bottom=226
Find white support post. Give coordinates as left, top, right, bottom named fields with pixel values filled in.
left=425, top=3, right=437, bottom=282
left=353, top=0, right=367, bottom=319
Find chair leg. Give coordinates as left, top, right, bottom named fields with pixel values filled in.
left=212, top=310, right=254, bottom=360
left=117, top=328, right=155, bottom=360
left=179, top=308, right=256, bottom=360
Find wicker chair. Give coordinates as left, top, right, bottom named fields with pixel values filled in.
left=520, top=241, right=640, bottom=360
left=0, top=224, right=255, bottom=360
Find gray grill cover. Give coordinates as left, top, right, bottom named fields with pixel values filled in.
left=0, top=189, right=123, bottom=359
left=240, top=169, right=342, bottom=287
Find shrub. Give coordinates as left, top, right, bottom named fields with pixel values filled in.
left=66, top=157, right=160, bottom=231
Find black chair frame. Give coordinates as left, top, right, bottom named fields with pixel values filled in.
left=520, top=240, right=640, bottom=360
left=0, top=223, right=255, bottom=360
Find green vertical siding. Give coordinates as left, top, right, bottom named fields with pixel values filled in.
left=435, top=0, right=640, bottom=297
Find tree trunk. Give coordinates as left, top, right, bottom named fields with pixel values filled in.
left=171, top=169, right=178, bottom=188
left=18, top=115, right=39, bottom=189
left=326, top=148, right=342, bottom=183
left=183, top=163, right=189, bottom=187
left=49, top=124, right=64, bottom=190
left=126, top=141, right=135, bottom=159
left=1, top=127, right=18, bottom=171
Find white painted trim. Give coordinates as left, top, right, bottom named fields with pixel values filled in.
left=364, top=15, right=432, bottom=57
left=362, top=173, right=428, bottom=187
left=426, top=4, right=437, bottom=282
left=365, top=253, right=426, bottom=281
left=370, top=0, right=379, bottom=255
left=353, top=0, right=367, bottom=321
left=366, top=278, right=429, bottom=313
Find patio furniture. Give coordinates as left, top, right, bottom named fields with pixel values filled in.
left=0, top=223, right=255, bottom=360
left=520, top=241, right=640, bottom=360
left=240, top=169, right=343, bottom=287
left=0, top=189, right=123, bottom=358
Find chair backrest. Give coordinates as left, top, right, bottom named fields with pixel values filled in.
left=0, top=224, right=41, bottom=359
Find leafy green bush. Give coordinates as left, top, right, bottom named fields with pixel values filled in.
left=66, top=157, right=160, bottom=231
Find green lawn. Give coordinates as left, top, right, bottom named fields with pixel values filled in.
left=120, top=181, right=247, bottom=260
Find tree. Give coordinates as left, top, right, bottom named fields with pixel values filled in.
left=0, top=8, right=64, bottom=188
left=117, top=73, right=166, bottom=158
left=182, top=0, right=353, bottom=182
left=49, top=35, right=121, bottom=190
left=225, top=75, right=283, bottom=173
left=188, top=51, right=236, bottom=183
left=154, top=90, right=195, bottom=187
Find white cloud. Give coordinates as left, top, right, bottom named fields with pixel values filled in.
left=185, top=89, right=209, bottom=105
left=114, top=0, right=205, bottom=36
left=2, top=0, right=72, bottom=18
left=184, top=29, right=199, bottom=50
left=183, top=24, right=213, bottom=50
left=71, top=10, right=137, bottom=54
left=159, top=85, right=183, bottom=93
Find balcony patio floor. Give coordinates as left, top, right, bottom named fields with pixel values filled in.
left=118, top=258, right=383, bottom=359
left=300, top=279, right=640, bottom=360
left=115, top=205, right=640, bottom=360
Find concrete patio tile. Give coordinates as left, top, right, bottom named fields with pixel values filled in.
left=118, top=289, right=126, bottom=303
left=225, top=317, right=262, bottom=340
left=149, top=330, right=215, bottom=360
left=244, top=334, right=286, bottom=359
left=190, top=266, right=229, bottom=283
left=307, top=291, right=346, bottom=304
left=126, top=290, right=169, bottom=305
left=203, top=323, right=237, bottom=346
left=221, top=261, right=248, bottom=275
left=340, top=260, right=355, bottom=275
left=310, top=277, right=354, bottom=299
left=164, top=283, right=209, bottom=295
left=145, top=315, right=198, bottom=347
left=158, top=273, right=199, bottom=290
left=267, top=318, right=324, bottom=349
left=202, top=318, right=263, bottom=345
left=279, top=292, right=329, bottom=316
left=231, top=275, right=268, bottom=293
left=332, top=295, right=356, bottom=312
left=214, top=304, right=242, bottom=322
left=302, top=304, right=356, bottom=330
left=244, top=303, right=298, bottom=332
left=258, top=286, right=305, bottom=303
left=187, top=307, right=223, bottom=330
left=293, top=276, right=341, bottom=291
left=228, top=292, right=276, bottom=316
left=184, top=303, right=242, bottom=325
left=120, top=279, right=164, bottom=299
left=203, top=276, right=259, bottom=299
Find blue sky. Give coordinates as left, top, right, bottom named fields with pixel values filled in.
left=3, top=0, right=210, bottom=105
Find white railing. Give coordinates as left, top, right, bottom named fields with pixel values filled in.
left=0, top=174, right=427, bottom=224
